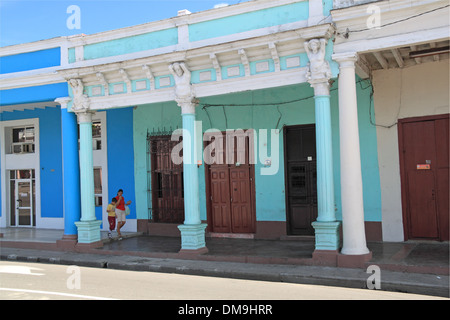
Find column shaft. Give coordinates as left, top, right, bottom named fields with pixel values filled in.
left=335, top=53, right=369, bottom=255
left=78, top=115, right=96, bottom=221
left=314, top=95, right=336, bottom=222
left=181, top=112, right=201, bottom=225
left=61, top=108, right=81, bottom=236
left=177, top=105, right=207, bottom=253
left=75, top=111, right=102, bottom=245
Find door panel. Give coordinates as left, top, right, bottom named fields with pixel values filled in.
left=400, top=115, right=449, bottom=241
left=407, top=170, right=438, bottom=238
left=210, top=167, right=231, bottom=233
left=230, top=167, right=253, bottom=233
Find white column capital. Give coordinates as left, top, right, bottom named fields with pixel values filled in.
left=179, top=101, right=199, bottom=115
left=332, top=52, right=358, bottom=67
left=308, top=79, right=330, bottom=96
left=76, top=110, right=94, bottom=124
left=55, top=96, right=72, bottom=109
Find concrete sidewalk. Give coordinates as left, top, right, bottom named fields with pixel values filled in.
left=0, top=246, right=448, bottom=298
left=1, top=228, right=449, bottom=298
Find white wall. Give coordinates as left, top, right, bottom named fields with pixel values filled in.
left=373, top=59, right=449, bottom=241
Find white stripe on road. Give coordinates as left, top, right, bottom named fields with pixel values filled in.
left=0, top=288, right=117, bottom=300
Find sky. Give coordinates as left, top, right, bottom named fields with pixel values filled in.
left=0, top=0, right=250, bottom=47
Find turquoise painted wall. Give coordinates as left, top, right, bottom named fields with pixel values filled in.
left=83, top=28, right=178, bottom=60
left=189, top=1, right=309, bottom=42
left=133, top=80, right=381, bottom=224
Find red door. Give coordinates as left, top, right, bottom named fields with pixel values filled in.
left=399, top=115, right=449, bottom=241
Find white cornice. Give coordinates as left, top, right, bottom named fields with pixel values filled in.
left=58, top=24, right=334, bottom=77
left=87, top=66, right=309, bottom=111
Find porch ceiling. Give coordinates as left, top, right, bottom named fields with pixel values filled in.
left=356, top=39, right=450, bottom=79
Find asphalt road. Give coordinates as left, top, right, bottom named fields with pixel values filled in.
left=0, top=261, right=445, bottom=301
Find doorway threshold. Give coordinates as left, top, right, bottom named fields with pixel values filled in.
left=208, top=232, right=254, bottom=239
left=280, top=235, right=315, bottom=241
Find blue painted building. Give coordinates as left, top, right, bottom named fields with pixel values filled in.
left=1, top=0, right=448, bottom=265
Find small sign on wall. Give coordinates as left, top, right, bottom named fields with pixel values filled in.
left=417, top=164, right=431, bottom=170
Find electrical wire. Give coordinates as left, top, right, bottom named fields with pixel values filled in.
left=338, top=4, right=450, bottom=38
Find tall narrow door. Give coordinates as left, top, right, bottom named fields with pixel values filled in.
left=15, top=179, right=33, bottom=226
left=150, top=135, right=184, bottom=223
left=284, top=125, right=317, bottom=235
left=206, top=131, right=256, bottom=234
left=399, top=115, right=449, bottom=241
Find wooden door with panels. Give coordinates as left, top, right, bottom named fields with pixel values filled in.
left=149, top=135, right=184, bottom=224
left=205, top=131, right=256, bottom=234
left=399, top=114, right=449, bottom=241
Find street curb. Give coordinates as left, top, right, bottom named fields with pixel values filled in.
left=1, top=247, right=448, bottom=298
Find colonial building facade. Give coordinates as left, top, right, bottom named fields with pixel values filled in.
left=0, top=0, right=448, bottom=265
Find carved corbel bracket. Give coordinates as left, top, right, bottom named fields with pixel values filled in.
left=169, top=61, right=197, bottom=111
left=96, top=72, right=109, bottom=96
left=68, top=78, right=90, bottom=113
left=119, top=68, right=132, bottom=93
left=304, top=38, right=332, bottom=95
left=238, top=49, right=250, bottom=76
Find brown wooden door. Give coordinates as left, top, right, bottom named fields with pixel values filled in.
left=206, top=131, right=256, bottom=234
left=150, top=135, right=184, bottom=223
left=284, top=125, right=317, bottom=235
left=230, top=167, right=254, bottom=233
left=210, top=167, right=231, bottom=232
left=399, top=115, right=449, bottom=241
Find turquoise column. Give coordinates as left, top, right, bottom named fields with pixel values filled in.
left=314, top=95, right=336, bottom=222
left=309, top=81, right=340, bottom=252
left=74, top=111, right=102, bottom=246
left=177, top=103, right=208, bottom=253
left=61, top=107, right=81, bottom=237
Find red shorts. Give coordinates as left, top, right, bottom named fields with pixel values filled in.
left=108, top=216, right=116, bottom=231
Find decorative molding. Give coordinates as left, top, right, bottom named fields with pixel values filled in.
left=209, top=53, right=222, bottom=81
left=238, top=49, right=250, bottom=76
left=304, top=38, right=332, bottom=95
left=96, top=72, right=109, bottom=96
left=168, top=62, right=197, bottom=110
left=268, top=42, right=281, bottom=72
left=68, top=78, right=90, bottom=112
left=119, top=68, right=132, bottom=92
left=142, top=64, right=154, bottom=90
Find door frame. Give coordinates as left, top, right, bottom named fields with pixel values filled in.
left=398, top=113, right=449, bottom=241
left=204, top=131, right=256, bottom=234
left=0, top=118, right=41, bottom=229
left=283, top=124, right=317, bottom=236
